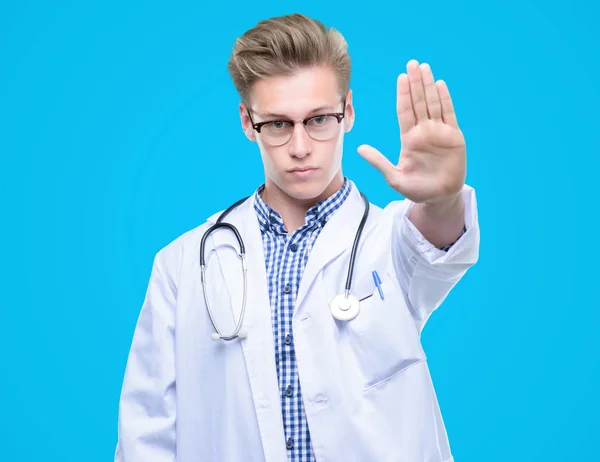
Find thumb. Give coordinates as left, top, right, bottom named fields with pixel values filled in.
left=357, top=144, right=397, bottom=182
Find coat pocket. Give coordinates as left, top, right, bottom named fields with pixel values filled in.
left=343, top=277, right=427, bottom=391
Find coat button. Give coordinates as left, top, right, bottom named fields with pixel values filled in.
left=286, top=438, right=294, bottom=449
left=283, top=284, right=291, bottom=294
left=285, top=385, right=293, bottom=397
left=289, top=243, right=298, bottom=252
left=284, top=335, right=292, bottom=345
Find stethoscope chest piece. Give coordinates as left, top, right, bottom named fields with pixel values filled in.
left=330, top=293, right=360, bottom=321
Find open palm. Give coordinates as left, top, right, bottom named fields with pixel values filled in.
left=358, top=60, right=466, bottom=204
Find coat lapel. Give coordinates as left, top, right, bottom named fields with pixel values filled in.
left=208, top=197, right=288, bottom=461
left=295, top=183, right=367, bottom=315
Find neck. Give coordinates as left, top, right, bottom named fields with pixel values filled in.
left=262, top=173, right=344, bottom=233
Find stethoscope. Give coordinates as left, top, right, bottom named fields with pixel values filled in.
left=200, top=192, right=370, bottom=341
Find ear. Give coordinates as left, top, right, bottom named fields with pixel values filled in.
left=343, top=88, right=355, bottom=133
left=239, top=102, right=257, bottom=142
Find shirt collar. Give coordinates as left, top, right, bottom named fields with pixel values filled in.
left=253, top=177, right=352, bottom=235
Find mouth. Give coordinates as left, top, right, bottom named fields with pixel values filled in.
left=289, top=167, right=317, bottom=173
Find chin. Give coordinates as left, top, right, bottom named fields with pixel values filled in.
left=267, top=167, right=342, bottom=203
left=279, top=178, right=329, bottom=202
left=284, top=182, right=325, bottom=200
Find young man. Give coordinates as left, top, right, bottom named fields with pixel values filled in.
left=115, top=13, right=479, bottom=462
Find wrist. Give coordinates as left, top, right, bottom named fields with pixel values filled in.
left=419, top=191, right=464, bottom=222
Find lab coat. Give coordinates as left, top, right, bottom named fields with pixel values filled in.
left=115, top=181, right=480, bottom=462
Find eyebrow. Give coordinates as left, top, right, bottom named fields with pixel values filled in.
left=258, top=106, right=337, bottom=119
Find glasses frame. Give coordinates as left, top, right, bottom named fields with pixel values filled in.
left=246, top=99, right=347, bottom=145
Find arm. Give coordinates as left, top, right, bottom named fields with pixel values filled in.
left=357, top=59, right=478, bottom=329
left=114, top=249, right=177, bottom=462
left=409, top=191, right=465, bottom=250
left=392, top=184, right=479, bottom=331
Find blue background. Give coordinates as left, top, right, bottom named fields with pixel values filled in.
left=1, top=1, right=598, bottom=460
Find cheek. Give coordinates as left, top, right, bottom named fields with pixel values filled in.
left=258, top=145, right=280, bottom=172
left=325, top=139, right=344, bottom=164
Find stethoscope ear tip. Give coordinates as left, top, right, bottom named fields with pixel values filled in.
left=238, top=329, right=248, bottom=339
left=211, top=333, right=221, bottom=341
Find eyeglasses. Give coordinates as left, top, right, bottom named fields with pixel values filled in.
left=247, top=100, right=346, bottom=147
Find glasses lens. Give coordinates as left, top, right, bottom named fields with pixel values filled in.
left=306, top=115, right=340, bottom=140
left=261, top=121, right=294, bottom=146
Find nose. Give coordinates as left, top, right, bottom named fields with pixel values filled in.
left=288, top=122, right=311, bottom=159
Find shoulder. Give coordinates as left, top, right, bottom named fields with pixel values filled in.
left=150, top=192, right=258, bottom=278
left=150, top=208, right=225, bottom=282
left=363, top=195, right=410, bottom=229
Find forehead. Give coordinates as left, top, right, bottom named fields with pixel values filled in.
left=250, top=66, right=342, bottom=117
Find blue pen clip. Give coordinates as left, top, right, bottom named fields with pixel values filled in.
left=372, top=270, right=384, bottom=300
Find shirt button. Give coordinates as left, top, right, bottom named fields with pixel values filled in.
left=283, top=284, right=291, bottom=294
left=270, top=216, right=277, bottom=223
left=286, top=438, right=294, bottom=449
left=284, top=335, right=292, bottom=345
left=289, top=243, right=298, bottom=252
left=285, top=385, right=293, bottom=397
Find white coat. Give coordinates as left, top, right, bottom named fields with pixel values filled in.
left=114, top=181, right=480, bottom=462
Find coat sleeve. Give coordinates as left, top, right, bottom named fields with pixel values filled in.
left=114, top=247, right=178, bottom=462
left=391, top=184, right=480, bottom=332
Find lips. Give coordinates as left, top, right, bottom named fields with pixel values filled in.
left=289, top=167, right=317, bottom=173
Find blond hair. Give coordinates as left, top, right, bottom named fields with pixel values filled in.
left=227, top=13, right=351, bottom=105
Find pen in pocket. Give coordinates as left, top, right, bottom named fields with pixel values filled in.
left=372, top=270, right=384, bottom=300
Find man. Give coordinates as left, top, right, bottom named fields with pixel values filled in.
left=115, top=13, right=479, bottom=462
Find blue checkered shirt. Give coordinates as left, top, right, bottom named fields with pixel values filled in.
left=252, top=179, right=465, bottom=461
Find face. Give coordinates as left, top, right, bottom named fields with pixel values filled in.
left=239, top=66, right=355, bottom=204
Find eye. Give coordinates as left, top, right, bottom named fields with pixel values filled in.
left=307, top=115, right=336, bottom=129
left=269, top=120, right=290, bottom=130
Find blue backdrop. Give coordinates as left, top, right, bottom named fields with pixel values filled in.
left=1, top=1, right=598, bottom=460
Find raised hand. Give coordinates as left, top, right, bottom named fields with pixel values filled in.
left=358, top=59, right=466, bottom=205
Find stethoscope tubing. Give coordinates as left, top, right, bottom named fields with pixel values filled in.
left=200, top=191, right=369, bottom=340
